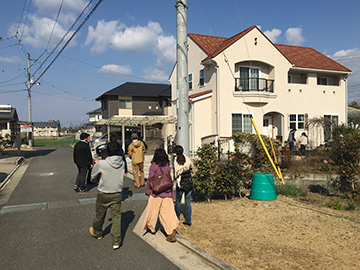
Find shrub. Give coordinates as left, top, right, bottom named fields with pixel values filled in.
left=344, top=200, right=357, bottom=211
left=330, top=125, right=360, bottom=194
left=192, top=144, right=218, bottom=201
left=325, top=199, right=343, bottom=210
left=214, top=151, right=252, bottom=199
left=232, top=132, right=281, bottom=173
left=275, top=183, right=307, bottom=197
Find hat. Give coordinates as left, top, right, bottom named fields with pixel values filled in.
left=131, top=133, right=138, bottom=139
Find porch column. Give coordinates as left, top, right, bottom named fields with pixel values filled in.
left=164, top=122, right=168, bottom=153
left=107, top=124, right=110, bottom=142
left=121, top=124, right=125, bottom=151
left=142, top=125, right=146, bottom=141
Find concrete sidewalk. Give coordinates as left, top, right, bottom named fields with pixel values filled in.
left=0, top=155, right=24, bottom=190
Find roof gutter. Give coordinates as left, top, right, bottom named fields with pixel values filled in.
left=290, top=66, right=351, bottom=76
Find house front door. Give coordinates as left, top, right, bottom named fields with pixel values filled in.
left=263, top=116, right=274, bottom=138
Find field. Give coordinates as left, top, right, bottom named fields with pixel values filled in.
left=33, top=136, right=76, bottom=146
left=176, top=195, right=360, bottom=270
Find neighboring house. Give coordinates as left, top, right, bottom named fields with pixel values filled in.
left=85, top=108, right=102, bottom=133
left=87, top=108, right=102, bottom=123
left=33, top=120, right=60, bottom=137
left=0, top=104, right=19, bottom=140
left=169, top=25, right=351, bottom=154
left=95, top=82, right=175, bottom=150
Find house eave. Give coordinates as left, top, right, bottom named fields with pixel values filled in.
left=290, top=66, right=351, bottom=76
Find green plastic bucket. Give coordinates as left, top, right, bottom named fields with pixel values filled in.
left=250, top=172, right=277, bottom=200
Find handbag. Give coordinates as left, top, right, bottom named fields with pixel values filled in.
left=150, top=165, right=173, bottom=194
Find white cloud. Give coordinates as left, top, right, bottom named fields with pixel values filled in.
left=0, top=56, right=23, bottom=64
left=9, top=14, right=76, bottom=49
left=98, top=64, right=133, bottom=76
left=33, top=0, right=89, bottom=25
left=330, top=48, right=360, bottom=102
left=143, top=67, right=168, bottom=82
left=86, top=20, right=164, bottom=54
left=154, top=35, right=176, bottom=67
left=85, top=20, right=120, bottom=53
left=285, top=27, right=305, bottom=45
left=85, top=19, right=176, bottom=77
left=264, top=29, right=282, bottom=43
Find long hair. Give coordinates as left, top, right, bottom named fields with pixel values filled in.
left=175, top=145, right=185, bottom=165
left=152, top=148, right=169, bottom=167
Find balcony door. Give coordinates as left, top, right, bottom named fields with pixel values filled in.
left=240, top=67, right=259, bottom=91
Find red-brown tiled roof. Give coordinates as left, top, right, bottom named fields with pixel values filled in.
left=189, top=25, right=351, bottom=73
left=188, top=33, right=227, bottom=55
left=275, top=44, right=351, bottom=72
left=189, top=90, right=212, bottom=99
left=171, top=89, right=213, bottom=103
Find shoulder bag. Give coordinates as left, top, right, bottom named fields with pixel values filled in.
left=150, top=165, right=173, bottom=194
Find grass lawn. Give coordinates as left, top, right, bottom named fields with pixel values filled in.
left=34, top=136, right=76, bottom=146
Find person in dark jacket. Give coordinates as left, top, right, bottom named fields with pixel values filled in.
left=110, top=133, right=128, bottom=176
left=73, top=132, right=93, bottom=193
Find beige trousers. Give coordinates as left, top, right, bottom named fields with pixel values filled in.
left=142, top=196, right=179, bottom=235
left=132, top=162, right=144, bottom=187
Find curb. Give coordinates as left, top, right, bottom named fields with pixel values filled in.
left=176, top=234, right=238, bottom=270
left=0, top=157, right=25, bottom=190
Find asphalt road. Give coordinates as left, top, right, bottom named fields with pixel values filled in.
left=0, top=146, right=180, bottom=270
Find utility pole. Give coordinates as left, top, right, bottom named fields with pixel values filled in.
left=27, top=52, right=33, bottom=147
left=176, top=0, right=190, bottom=156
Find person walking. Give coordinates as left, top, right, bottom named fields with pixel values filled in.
left=142, top=148, right=179, bottom=242
left=299, top=132, right=308, bottom=156
left=174, top=145, right=193, bottom=226
left=89, top=141, right=125, bottom=250
left=288, top=128, right=297, bottom=151
left=127, top=133, right=146, bottom=188
left=73, top=132, right=93, bottom=193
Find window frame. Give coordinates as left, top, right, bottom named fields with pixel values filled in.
left=238, top=66, right=260, bottom=91
left=317, top=77, right=328, bottom=85
left=324, top=114, right=339, bottom=142
left=199, top=69, right=205, bottom=86
left=119, top=98, right=132, bottom=109
left=188, top=73, right=193, bottom=90
left=231, top=113, right=253, bottom=134
left=289, top=113, right=305, bottom=130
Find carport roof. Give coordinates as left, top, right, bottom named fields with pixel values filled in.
left=96, top=115, right=177, bottom=126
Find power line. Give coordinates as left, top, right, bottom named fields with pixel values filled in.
left=32, top=90, right=97, bottom=102
left=45, top=0, right=65, bottom=51
left=32, top=0, right=104, bottom=86
left=31, top=0, right=94, bottom=78
left=41, top=80, right=96, bottom=101
left=0, top=72, right=26, bottom=84
left=0, top=88, right=27, bottom=94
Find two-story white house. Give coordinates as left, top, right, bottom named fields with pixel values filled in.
left=169, top=25, right=351, bottom=154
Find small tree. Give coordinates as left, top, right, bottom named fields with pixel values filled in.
left=330, top=125, right=360, bottom=194
left=192, top=144, right=218, bottom=201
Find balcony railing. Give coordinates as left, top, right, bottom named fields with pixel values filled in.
left=235, top=78, right=274, bottom=93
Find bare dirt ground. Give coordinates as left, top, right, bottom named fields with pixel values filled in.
left=176, top=196, right=360, bottom=270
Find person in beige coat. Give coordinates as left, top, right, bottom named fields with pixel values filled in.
left=127, top=133, right=146, bottom=188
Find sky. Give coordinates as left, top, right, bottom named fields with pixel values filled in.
left=0, top=0, right=359, bottom=127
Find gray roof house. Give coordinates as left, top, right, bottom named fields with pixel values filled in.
left=0, top=105, right=19, bottom=139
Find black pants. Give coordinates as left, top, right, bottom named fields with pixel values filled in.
left=75, top=165, right=90, bottom=190
left=300, top=144, right=306, bottom=156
